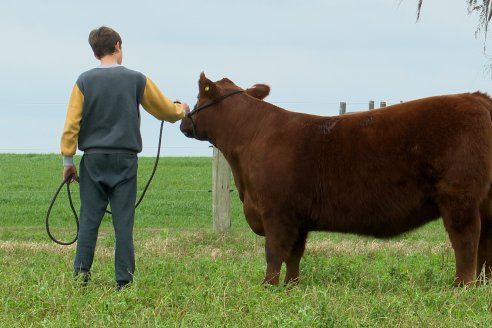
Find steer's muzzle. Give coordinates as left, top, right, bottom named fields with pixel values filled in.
left=180, top=115, right=194, bottom=138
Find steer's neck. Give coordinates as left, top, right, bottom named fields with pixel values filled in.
left=210, top=96, right=279, bottom=159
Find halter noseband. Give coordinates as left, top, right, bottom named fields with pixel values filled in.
left=186, top=89, right=244, bottom=138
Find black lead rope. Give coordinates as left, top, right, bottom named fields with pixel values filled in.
left=45, top=178, right=80, bottom=245
left=45, top=120, right=165, bottom=245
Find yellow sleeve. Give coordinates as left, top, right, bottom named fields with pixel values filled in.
left=60, top=84, right=84, bottom=157
left=141, top=77, right=185, bottom=123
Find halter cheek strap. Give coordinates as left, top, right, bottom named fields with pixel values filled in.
left=186, top=90, right=244, bottom=138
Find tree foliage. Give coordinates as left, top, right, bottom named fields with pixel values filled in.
left=417, top=1, right=492, bottom=37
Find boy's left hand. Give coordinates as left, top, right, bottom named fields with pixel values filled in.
left=63, top=165, right=79, bottom=183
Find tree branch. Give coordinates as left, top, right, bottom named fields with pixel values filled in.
left=417, top=1, right=492, bottom=39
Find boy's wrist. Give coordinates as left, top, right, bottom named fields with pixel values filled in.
left=63, top=156, right=74, bottom=166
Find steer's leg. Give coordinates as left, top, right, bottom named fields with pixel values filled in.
left=441, top=204, right=481, bottom=286
left=478, top=195, right=492, bottom=281
left=263, top=222, right=298, bottom=286
left=284, top=229, right=308, bottom=286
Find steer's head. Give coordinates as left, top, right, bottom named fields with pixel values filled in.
left=180, top=72, right=270, bottom=141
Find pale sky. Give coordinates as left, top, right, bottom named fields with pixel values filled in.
left=0, top=0, right=490, bottom=156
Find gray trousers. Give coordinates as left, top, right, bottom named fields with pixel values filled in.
left=74, top=153, right=138, bottom=282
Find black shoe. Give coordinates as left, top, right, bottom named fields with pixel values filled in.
left=116, top=280, right=131, bottom=291
left=74, top=271, right=90, bottom=287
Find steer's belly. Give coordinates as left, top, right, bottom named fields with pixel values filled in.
left=314, top=200, right=441, bottom=238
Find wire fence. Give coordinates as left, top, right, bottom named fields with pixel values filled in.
left=0, top=146, right=209, bottom=152
left=0, top=189, right=215, bottom=194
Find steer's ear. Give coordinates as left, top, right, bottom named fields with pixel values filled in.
left=199, top=72, right=218, bottom=99
left=246, top=84, right=270, bottom=100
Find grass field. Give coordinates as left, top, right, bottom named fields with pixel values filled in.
left=1, top=154, right=492, bottom=327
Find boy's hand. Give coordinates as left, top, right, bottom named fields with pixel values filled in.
left=181, top=102, right=190, bottom=115
left=63, top=165, right=79, bottom=183
left=175, top=99, right=190, bottom=115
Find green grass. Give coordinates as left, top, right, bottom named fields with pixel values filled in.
left=1, top=154, right=491, bottom=327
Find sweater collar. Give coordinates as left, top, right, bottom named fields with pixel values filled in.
left=97, top=64, right=122, bottom=69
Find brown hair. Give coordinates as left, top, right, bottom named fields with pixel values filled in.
left=88, top=26, right=122, bottom=59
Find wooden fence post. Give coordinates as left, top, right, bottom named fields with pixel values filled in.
left=369, top=100, right=375, bottom=110
left=212, top=146, right=231, bottom=233
left=339, top=102, right=346, bottom=115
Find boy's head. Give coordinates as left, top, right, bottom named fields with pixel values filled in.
left=88, top=26, right=122, bottom=62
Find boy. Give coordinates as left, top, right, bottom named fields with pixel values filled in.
left=61, top=26, right=190, bottom=289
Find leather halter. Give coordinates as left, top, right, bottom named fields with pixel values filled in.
left=186, top=89, right=244, bottom=138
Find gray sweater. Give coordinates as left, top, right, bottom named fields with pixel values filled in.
left=61, top=64, right=185, bottom=166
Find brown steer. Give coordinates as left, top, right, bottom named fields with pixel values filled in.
left=180, top=72, right=492, bottom=286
